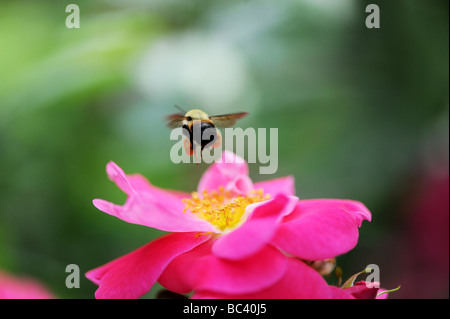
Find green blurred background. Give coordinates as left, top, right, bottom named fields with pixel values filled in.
left=0, top=0, right=448, bottom=298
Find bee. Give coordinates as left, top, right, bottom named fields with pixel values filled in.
left=166, top=106, right=248, bottom=161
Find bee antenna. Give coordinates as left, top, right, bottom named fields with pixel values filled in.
left=174, top=104, right=187, bottom=114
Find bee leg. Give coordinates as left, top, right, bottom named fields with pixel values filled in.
left=184, top=138, right=193, bottom=156
left=193, top=144, right=200, bottom=166
left=212, top=130, right=222, bottom=148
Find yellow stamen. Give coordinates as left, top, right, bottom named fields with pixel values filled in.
left=183, top=187, right=270, bottom=232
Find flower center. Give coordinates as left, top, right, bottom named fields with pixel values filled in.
left=183, top=187, right=270, bottom=232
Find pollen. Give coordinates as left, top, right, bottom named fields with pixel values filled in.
left=183, top=187, right=270, bottom=232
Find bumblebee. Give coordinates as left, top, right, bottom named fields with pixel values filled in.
left=167, top=106, right=248, bottom=159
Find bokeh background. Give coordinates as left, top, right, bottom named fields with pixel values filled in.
left=0, top=0, right=448, bottom=299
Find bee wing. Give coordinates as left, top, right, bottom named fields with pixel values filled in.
left=166, top=113, right=186, bottom=128
left=209, top=112, right=248, bottom=128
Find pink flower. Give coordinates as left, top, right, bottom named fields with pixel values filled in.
left=0, top=270, right=55, bottom=299
left=86, top=151, right=371, bottom=298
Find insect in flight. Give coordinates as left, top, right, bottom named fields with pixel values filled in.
left=166, top=105, right=248, bottom=162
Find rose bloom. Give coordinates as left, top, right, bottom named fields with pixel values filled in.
left=86, top=151, right=374, bottom=299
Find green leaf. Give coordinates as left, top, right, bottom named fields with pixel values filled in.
left=341, top=267, right=373, bottom=289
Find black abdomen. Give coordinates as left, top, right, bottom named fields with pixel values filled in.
left=188, top=121, right=217, bottom=150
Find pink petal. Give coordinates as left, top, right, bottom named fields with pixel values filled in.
left=281, top=199, right=371, bottom=225
left=105, top=162, right=190, bottom=210
left=328, top=286, right=355, bottom=299
left=197, top=151, right=249, bottom=194
left=105, top=162, right=169, bottom=196
left=92, top=196, right=216, bottom=233
left=158, top=239, right=213, bottom=294
left=253, top=176, right=296, bottom=197
left=345, top=281, right=380, bottom=299
left=94, top=163, right=218, bottom=233
left=272, top=199, right=371, bottom=260
left=106, top=161, right=135, bottom=195
left=376, top=289, right=389, bottom=299
left=85, top=232, right=212, bottom=299
left=212, top=194, right=298, bottom=260
left=192, top=258, right=331, bottom=299
left=128, top=173, right=191, bottom=202
left=159, top=242, right=287, bottom=295
left=225, top=175, right=254, bottom=195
